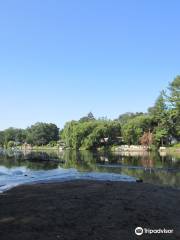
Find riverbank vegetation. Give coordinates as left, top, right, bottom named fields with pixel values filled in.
left=0, top=76, right=179, bottom=150
left=0, top=123, right=59, bottom=149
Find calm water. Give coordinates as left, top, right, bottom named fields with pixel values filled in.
left=0, top=149, right=180, bottom=192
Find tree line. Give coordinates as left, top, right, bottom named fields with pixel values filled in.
left=0, top=123, right=59, bottom=148
left=62, top=76, right=180, bottom=149
left=0, top=76, right=179, bottom=149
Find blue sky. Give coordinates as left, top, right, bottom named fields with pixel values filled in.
left=0, top=0, right=179, bottom=130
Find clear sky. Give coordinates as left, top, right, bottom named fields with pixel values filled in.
left=0, top=0, right=179, bottom=130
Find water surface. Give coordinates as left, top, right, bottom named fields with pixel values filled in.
left=0, top=149, right=180, bottom=192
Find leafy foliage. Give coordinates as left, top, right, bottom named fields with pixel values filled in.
left=61, top=120, right=121, bottom=150
left=0, top=77, right=179, bottom=149
left=26, top=123, right=59, bottom=146
left=121, top=115, right=154, bottom=145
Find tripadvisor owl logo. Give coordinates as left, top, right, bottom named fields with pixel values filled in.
left=135, top=227, right=143, bottom=236
left=135, top=227, right=174, bottom=236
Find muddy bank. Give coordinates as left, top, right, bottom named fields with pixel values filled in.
left=0, top=180, right=180, bottom=240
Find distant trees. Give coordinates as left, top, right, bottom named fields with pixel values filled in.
left=121, top=115, right=154, bottom=145
left=148, top=91, right=170, bottom=146
left=147, top=77, right=180, bottom=145
left=118, top=112, right=144, bottom=125
left=168, top=76, right=180, bottom=110
left=61, top=120, right=121, bottom=150
left=0, top=123, right=59, bottom=148
left=0, top=76, right=179, bottom=149
left=26, top=123, right=59, bottom=146
left=82, top=121, right=121, bottom=149
left=118, top=76, right=180, bottom=147
left=79, top=112, right=95, bottom=123
left=0, top=128, right=26, bottom=147
left=167, top=76, right=180, bottom=141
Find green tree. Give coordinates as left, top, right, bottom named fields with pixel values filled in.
left=117, top=112, right=144, bottom=125
left=26, top=122, right=59, bottom=146
left=61, top=120, right=121, bottom=150
left=148, top=91, right=167, bottom=120
left=3, top=128, right=26, bottom=147
left=122, top=115, right=153, bottom=145
left=79, top=112, right=95, bottom=122
left=167, top=76, right=180, bottom=140
left=149, top=91, right=170, bottom=146
left=168, top=76, right=180, bottom=110
left=153, top=128, right=168, bottom=147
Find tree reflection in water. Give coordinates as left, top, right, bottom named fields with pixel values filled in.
left=0, top=149, right=180, bottom=187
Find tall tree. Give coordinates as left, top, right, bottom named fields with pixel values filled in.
left=79, top=112, right=95, bottom=122
left=149, top=91, right=170, bottom=146
left=121, top=115, right=153, bottom=145
left=168, top=76, right=180, bottom=110
left=26, top=122, right=59, bottom=146
left=167, top=76, right=180, bottom=140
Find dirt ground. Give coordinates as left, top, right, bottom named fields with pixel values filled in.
left=0, top=180, right=180, bottom=240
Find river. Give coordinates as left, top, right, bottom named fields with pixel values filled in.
left=0, top=149, right=180, bottom=192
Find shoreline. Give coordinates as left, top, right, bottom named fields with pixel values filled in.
left=0, top=180, right=180, bottom=240
left=0, top=178, right=137, bottom=193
